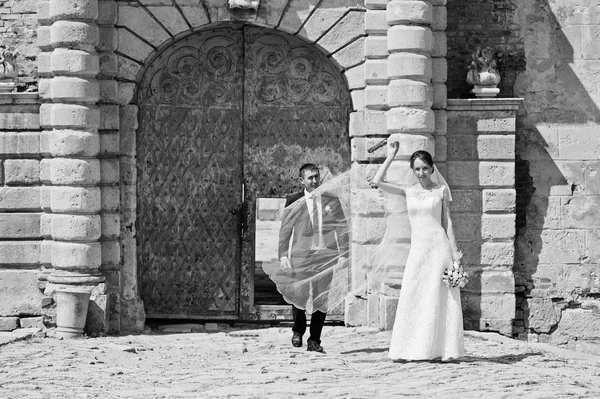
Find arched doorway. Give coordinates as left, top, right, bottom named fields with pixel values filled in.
left=137, top=25, right=351, bottom=319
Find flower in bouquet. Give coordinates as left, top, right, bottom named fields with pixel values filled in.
left=442, top=252, right=469, bottom=288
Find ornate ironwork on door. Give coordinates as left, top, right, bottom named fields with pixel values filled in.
left=138, top=28, right=244, bottom=318
left=137, top=26, right=350, bottom=319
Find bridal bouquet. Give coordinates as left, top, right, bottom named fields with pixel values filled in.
left=442, top=253, right=469, bottom=289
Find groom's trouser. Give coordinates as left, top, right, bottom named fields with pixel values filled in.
left=292, top=306, right=326, bottom=344
left=290, top=248, right=337, bottom=344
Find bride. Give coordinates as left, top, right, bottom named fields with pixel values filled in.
left=370, top=142, right=465, bottom=362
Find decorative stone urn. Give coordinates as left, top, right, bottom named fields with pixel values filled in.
left=0, top=45, right=17, bottom=93
left=466, top=47, right=501, bottom=98
left=228, top=0, right=260, bottom=11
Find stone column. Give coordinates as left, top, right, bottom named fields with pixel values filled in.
left=38, top=0, right=107, bottom=334
left=377, top=0, right=436, bottom=329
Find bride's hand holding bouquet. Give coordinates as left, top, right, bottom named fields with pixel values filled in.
left=443, top=251, right=469, bottom=289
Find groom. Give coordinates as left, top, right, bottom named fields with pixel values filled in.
left=278, top=163, right=349, bottom=352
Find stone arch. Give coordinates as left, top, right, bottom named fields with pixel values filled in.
left=115, top=1, right=367, bottom=108
left=122, top=14, right=351, bottom=318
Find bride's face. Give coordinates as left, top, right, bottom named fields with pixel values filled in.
left=412, top=158, right=433, bottom=185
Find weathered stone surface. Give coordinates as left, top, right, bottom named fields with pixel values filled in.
left=388, top=79, right=432, bottom=108
left=557, top=124, right=600, bottom=161
left=432, top=31, right=446, bottom=57
left=0, top=213, right=41, bottom=239
left=527, top=297, right=560, bottom=334
left=255, top=0, right=286, bottom=27
left=4, top=159, right=40, bottom=185
left=101, top=186, right=120, bottom=212
left=117, top=3, right=170, bottom=47
left=448, top=111, right=516, bottom=135
left=100, top=132, right=119, bottom=156
left=331, top=37, right=365, bottom=69
left=431, top=57, right=447, bottom=83
left=365, top=36, right=387, bottom=59
left=0, top=270, right=44, bottom=316
left=45, top=158, right=101, bottom=185
left=364, top=85, right=388, bottom=110
left=351, top=89, right=365, bottom=111
left=50, top=21, right=99, bottom=48
left=387, top=0, right=432, bottom=25
left=344, top=296, right=368, bottom=326
left=551, top=306, right=600, bottom=343
left=462, top=293, right=514, bottom=335
left=299, top=2, right=361, bottom=43
left=564, top=196, right=600, bottom=229
left=101, top=213, right=120, bottom=239
left=528, top=229, right=586, bottom=265
left=51, top=48, right=99, bottom=76
left=477, top=135, right=515, bottom=160
left=50, top=186, right=101, bottom=214
left=378, top=295, right=398, bottom=330
left=449, top=189, right=481, bottom=213
left=317, top=11, right=364, bottom=54
left=451, top=213, right=481, bottom=241
left=364, top=60, right=388, bottom=85
left=19, top=316, right=44, bottom=329
left=0, top=317, right=19, bottom=331
left=345, top=64, right=365, bottom=90
left=50, top=0, right=98, bottom=20
left=388, top=53, right=432, bottom=80
left=431, top=5, right=447, bottom=31
left=480, top=241, right=515, bottom=267
left=386, top=107, right=434, bottom=133
left=435, top=135, right=447, bottom=161
left=0, top=132, right=40, bottom=156
left=432, top=82, right=446, bottom=109
left=0, top=187, right=41, bottom=211
left=463, top=270, right=514, bottom=294
left=117, top=28, right=154, bottom=63
left=482, top=189, right=516, bottom=213
left=446, top=161, right=514, bottom=187
left=388, top=25, right=433, bottom=53
left=51, top=241, right=101, bottom=269
left=51, top=214, right=102, bottom=241
left=145, top=5, right=188, bottom=36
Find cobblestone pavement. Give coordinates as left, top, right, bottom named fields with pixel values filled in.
left=1, top=325, right=600, bottom=399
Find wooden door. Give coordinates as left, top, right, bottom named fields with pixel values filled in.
left=137, top=28, right=244, bottom=318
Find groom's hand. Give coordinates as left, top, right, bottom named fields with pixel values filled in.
left=280, top=257, right=291, bottom=270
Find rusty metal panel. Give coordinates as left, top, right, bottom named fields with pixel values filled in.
left=242, top=27, right=351, bottom=317
left=137, top=28, right=244, bottom=318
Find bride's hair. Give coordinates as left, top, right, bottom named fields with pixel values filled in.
left=410, top=150, right=434, bottom=169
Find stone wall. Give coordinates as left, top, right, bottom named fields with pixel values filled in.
left=447, top=0, right=600, bottom=343
left=0, top=93, right=45, bottom=331
left=0, top=0, right=39, bottom=91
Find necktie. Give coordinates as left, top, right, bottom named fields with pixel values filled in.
left=311, top=196, right=319, bottom=248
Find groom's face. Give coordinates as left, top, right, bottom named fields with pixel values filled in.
left=300, top=169, right=320, bottom=193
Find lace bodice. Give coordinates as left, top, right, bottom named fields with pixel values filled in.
left=405, top=184, right=447, bottom=229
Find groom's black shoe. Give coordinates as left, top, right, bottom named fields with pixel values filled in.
left=306, top=340, right=324, bottom=353
left=292, top=332, right=302, bottom=348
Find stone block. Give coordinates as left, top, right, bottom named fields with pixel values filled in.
left=463, top=269, right=515, bottom=294
left=431, top=57, right=447, bottom=83
left=447, top=110, right=516, bottom=134
left=446, top=134, right=475, bottom=160
left=50, top=129, right=100, bottom=158
left=351, top=89, right=364, bottom=111
left=364, top=86, right=388, bottom=110
left=38, top=52, right=53, bottom=76
left=551, top=307, right=600, bottom=343
left=119, top=105, right=139, bottom=132
left=351, top=215, right=386, bottom=244
left=378, top=295, right=398, bottom=331
left=99, top=80, right=118, bottom=104
left=432, top=31, right=446, bottom=57
left=20, top=316, right=44, bottom=329
left=434, top=110, right=447, bottom=135
left=344, top=296, right=367, bottom=326
left=534, top=229, right=586, bottom=264
left=0, top=243, right=41, bottom=266
left=481, top=214, right=515, bottom=240
left=101, top=186, right=120, bottom=212
left=50, top=186, right=101, bottom=214
left=452, top=213, right=481, bottom=241
left=364, top=60, right=388, bottom=85
left=349, top=112, right=364, bottom=137
left=586, top=162, right=600, bottom=194
left=101, top=213, right=120, bottom=239
left=366, top=293, right=379, bottom=327
left=100, top=132, right=119, bottom=156
left=46, top=158, right=101, bottom=185
left=433, top=139, right=446, bottom=166
left=432, top=82, right=446, bottom=109
left=51, top=214, right=102, bottom=241
left=462, top=293, right=515, bottom=335
left=446, top=161, right=514, bottom=188
left=363, top=110, right=386, bottom=136
left=51, top=48, right=99, bottom=76
left=0, top=110, right=40, bottom=131
left=0, top=317, right=19, bottom=331
left=298, top=3, right=355, bottom=43
left=40, top=187, right=51, bottom=212
left=49, top=104, right=100, bottom=129
left=37, top=0, right=51, bottom=24
left=388, top=25, right=433, bottom=54
left=50, top=21, right=99, bottom=48
left=388, top=53, right=431, bottom=81
left=480, top=241, right=514, bottom=267
left=146, top=4, right=189, bottom=36
left=388, top=132, right=434, bottom=159
left=0, top=270, right=43, bottom=316
left=477, top=135, right=515, bottom=160
left=255, top=0, right=286, bottom=27
left=0, top=132, right=40, bottom=157
left=101, top=240, right=120, bottom=267
left=100, top=52, right=118, bottom=78
left=588, top=230, right=600, bottom=264
left=51, top=241, right=101, bottom=269
left=331, top=37, right=365, bottom=69
left=98, top=26, right=117, bottom=52
left=526, top=297, right=559, bottom=334
left=0, top=187, right=40, bottom=211
left=50, top=0, right=98, bottom=20
left=117, top=28, right=154, bottom=63
left=351, top=188, right=386, bottom=217
left=117, top=3, right=170, bottom=47
left=318, top=11, right=364, bottom=54
left=365, top=10, right=386, bottom=34
left=527, top=160, right=584, bottom=197
left=482, top=189, right=516, bottom=213
left=386, top=107, right=434, bottom=133
left=387, top=0, right=432, bottom=25
left=98, top=1, right=118, bottom=25
left=117, top=82, right=136, bottom=105
left=4, top=159, right=40, bottom=185
left=388, top=79, right=432, bottom=108
left=0, top=213, right=41, bottom=239
left=449, top=189, right=481, bottom=213
left=431, top=5, right=447, bottom=30
left=100, top=159, right=120, bottom=185
left=120, top=157, right=136, bottom=185
left=558, top=124, right=600, bottom=161
left=365, top=36, right=388, bottom=59
left=564, top=196, right=600, bottom=229
left=40, top=213, right=51, bottom=238
left=345, top=64, right=365, bottom=90
left=365, top=0, right=387, bottom=9
left=38, top=26, right=53, bottom=51
left=51, top=76, right=100, bottom=103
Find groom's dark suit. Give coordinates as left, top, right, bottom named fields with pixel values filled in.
left=278, top=190, right=349, bottom=345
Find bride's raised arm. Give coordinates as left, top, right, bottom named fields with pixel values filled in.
left=369, top=141, right=406, bottom=195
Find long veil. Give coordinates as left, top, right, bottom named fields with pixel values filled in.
left=261, top=163, right=451, bottom=314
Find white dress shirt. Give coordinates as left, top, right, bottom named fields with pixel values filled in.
left=305, top=189, right=323, bottom=249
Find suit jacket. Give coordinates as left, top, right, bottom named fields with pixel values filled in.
left=278, top=190, right=349, bottom=266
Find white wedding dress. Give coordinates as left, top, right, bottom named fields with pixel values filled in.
left=388, top=184, right=465, bottom=361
